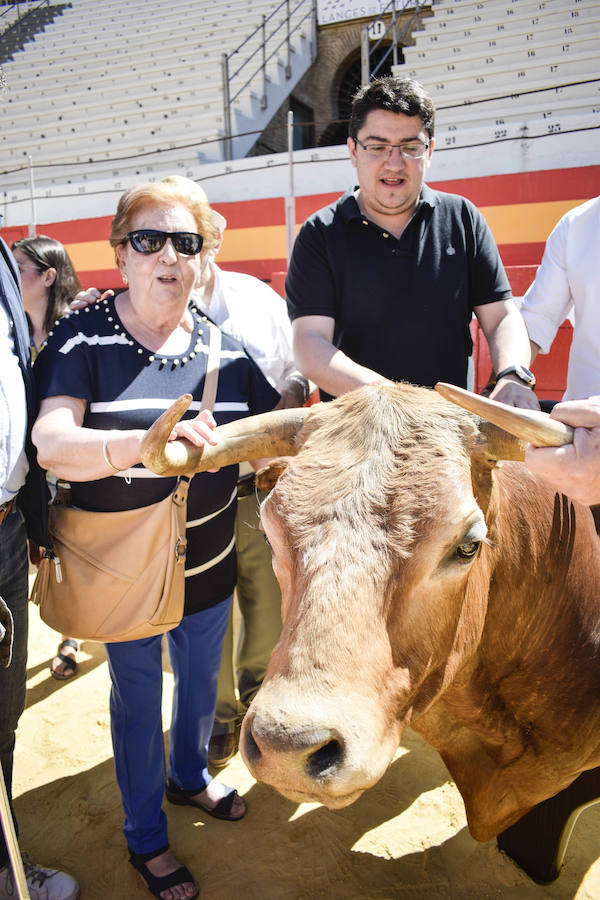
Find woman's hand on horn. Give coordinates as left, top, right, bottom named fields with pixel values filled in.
left=168, top=408, right=218, bottom=447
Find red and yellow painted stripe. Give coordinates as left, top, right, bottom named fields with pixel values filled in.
left=2, top=166, right=598, bottom=290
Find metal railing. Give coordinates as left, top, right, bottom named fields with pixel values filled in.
left=0, top=0, right=54, bottom=64
left=360, top=0, right=431, bottom=85
left=1, top=0, right=49, bottom=35
left=221, top=0, right=317, bottom=160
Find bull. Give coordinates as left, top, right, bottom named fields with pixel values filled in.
left=141, top=383, right=600, bottom=883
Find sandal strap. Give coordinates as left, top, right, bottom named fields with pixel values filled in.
left=212, top=788, right=238, bottom=817
left=165, top=778, right=205, bottom=800
left=56, top=653, right=77, bottom=671
left=128, top=844, right=170, bottom=869
left=130, top=860, right=197, bottom=897
left=59, top=638, right=79, bottom=652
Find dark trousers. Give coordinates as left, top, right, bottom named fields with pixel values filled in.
left=0, top=507, right=28, bottom=868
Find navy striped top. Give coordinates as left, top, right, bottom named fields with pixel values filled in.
left=34, top=294, right=279, bottom=614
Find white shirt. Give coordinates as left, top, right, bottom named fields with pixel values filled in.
left=193, top=265, right=297, bottom=478
left=0, top=302, right=28, bottom=503
left=193, top=265, right=296, bottom=390
left=520, top=195, right=600, bottom=401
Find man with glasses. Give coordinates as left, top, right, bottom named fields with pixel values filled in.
left=287, top=77, right=538, bottom=407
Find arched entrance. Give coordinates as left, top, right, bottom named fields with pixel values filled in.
left=318, top=42, right=405, bottom=147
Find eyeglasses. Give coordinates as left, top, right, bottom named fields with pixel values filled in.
left=353, top=137, right=430, bottom=160
left=127, top=230, right=204, bottom=256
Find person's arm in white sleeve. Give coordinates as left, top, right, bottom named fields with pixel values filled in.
left=519, top=214, right=573, bottom=356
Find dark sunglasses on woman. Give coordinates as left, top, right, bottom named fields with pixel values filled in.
left=127, top=230, right=204, bottom=256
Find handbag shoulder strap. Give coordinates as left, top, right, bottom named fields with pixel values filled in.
left=200, top=320, right=221, bottom=413
left=173, top=320, right=221, bottom=504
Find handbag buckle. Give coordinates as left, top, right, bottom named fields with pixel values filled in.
left=173, top=475, right=191, bottom=507
left=175, top=537, right=187, bottom=563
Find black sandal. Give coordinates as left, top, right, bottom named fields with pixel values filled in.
left=165, top=778, right=247, bottom=820
left=128, top=847, right=199, bottom=900
left=50, top=638, right=79, bottom=681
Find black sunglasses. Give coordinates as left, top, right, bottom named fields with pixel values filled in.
left=127, top=229, right=204, bottom=256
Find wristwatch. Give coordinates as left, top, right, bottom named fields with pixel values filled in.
left=495, top=365, right=536, bottom=389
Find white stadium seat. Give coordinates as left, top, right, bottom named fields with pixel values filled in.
left=392, top=0, right=598, bottom=165
left=0, top=0, right=314, bottom=190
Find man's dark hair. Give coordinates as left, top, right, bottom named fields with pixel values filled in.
left=349, top=77, right=435, bottom=140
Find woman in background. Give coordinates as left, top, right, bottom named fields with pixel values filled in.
left=11, top=235, right=83, bottom=681
left=11, top=235, right=81, bottom=354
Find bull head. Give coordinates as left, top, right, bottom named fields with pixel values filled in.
left=140, top=384, right=571, bottom=478
left=142, top=386, right=588, bottom=843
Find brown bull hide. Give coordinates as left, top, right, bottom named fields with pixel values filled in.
left=240, top=383, right=600, bottom=848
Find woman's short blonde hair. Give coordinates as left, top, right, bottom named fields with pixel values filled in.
left=109, top=177, right=218, bottom=262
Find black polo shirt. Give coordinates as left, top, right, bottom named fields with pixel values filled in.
left=286, top=185, right=511, bottom=395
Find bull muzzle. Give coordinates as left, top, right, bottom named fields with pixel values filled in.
left=240, top=686, right=402, bottom=808
left=240, top=705, right=357, bottom=807
left=243, top=707, right=344, bottom=772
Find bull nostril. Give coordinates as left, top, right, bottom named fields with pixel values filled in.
left=305, top=738, right=344, bottom=778
left=241, top=721, right=261, bottom=767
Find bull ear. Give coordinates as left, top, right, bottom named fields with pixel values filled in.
left=435, top=383, right=573, bottom=460
left=255, top=458, right=290, bottom=492
left=140, top=395, right=316, bottom=476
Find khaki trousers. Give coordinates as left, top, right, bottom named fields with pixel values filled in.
left=212, top=492, right=283, bottom=735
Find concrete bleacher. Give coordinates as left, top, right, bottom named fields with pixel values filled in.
left=0, top=0, right=316, bottom=191
left=394, top=0, right=599, bottom=157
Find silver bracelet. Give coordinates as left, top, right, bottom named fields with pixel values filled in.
left=102, top=435, right=131, bottom=484
left=102, top=435, right=121, bottom=472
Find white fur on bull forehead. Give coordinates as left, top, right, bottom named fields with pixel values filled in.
left=270, top=384, right=479, bottom=562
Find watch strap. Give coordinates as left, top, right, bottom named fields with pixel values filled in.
left=495, top=365, right=536, bottom=388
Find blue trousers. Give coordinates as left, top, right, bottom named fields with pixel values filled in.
left=105, top=595, right=232, bottom=856
left=0, top=507, right=29, bottom=869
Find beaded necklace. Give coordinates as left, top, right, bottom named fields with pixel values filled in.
left=47, top=294, right=210, bottom=372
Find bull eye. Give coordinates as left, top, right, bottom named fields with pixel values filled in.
left=456, top=540, right=480, bottom=561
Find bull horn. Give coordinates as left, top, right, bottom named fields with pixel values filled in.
left=435, top=382, right=574, bottom=460
left=140, top=394, right=316, bottom=476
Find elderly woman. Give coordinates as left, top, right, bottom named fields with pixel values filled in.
left=32, top=180, right=279, bottom=900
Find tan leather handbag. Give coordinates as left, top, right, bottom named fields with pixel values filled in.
left=31, top=478, right=189, bottom=642
left=30, top=320, right=221, bottom=642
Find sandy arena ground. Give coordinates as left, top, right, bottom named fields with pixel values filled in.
left=11, top=603, right=600, bottom=899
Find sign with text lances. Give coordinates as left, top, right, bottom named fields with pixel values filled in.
left=317, top=0, right=392, bottom=25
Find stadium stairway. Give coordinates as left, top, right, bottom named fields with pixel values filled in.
left=0, top=0, right=72, bottom=64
